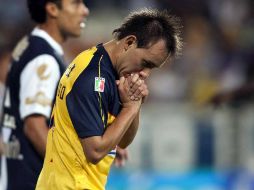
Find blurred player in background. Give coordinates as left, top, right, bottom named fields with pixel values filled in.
left=0, top=0, right=89, bottom=189
left=36, top=8, right=182, bottom=190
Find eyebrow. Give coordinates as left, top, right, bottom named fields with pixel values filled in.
left=144, top=60, right=158, bottom=68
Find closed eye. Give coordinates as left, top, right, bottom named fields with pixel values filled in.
left=142, top=60, right=157, bottom=69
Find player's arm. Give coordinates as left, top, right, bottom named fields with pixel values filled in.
left=118, top=73, right=148, bottom=148
left=82, top=104, right=139, bottom=164
left=118, top=111, right=140, bottom=149
left=80, top=77, right=141, bottom=164
left=20, top=54, right=60, bottom=157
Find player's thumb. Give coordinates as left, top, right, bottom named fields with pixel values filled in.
left=116, top=77, right=125, bottom=86
left=139, top=71, right=149, bottom=80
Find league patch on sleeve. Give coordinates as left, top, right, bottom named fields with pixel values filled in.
left=94, top=77, right=105, bottom=92
left=25, top=92, right=51, bottom=107
left=37, top=63, right=51, bottom=80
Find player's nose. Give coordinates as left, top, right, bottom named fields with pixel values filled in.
left=81, top=3, right=89, bottom=18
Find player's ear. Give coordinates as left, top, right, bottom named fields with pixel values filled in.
left=45, top=2, right=60, bottom=18
left=123, top=35, right=137, bottom=51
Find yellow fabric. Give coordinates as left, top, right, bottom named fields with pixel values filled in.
left=36, top=47, right=116, bottom=190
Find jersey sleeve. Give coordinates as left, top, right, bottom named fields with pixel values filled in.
left=19, top=54, right=61, bottom=119
left=66, top=68, right=111, bottom=139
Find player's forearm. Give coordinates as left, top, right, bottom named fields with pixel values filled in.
left=118, top=110, right=140, bottom=148
left=24, top=115, right=48, bottom=157
left=101, top=107, right=138, bottom=150
left=81, top=106, right=139, bottom=164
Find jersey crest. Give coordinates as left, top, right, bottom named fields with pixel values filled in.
left=94, top=77, right=105, bottom=92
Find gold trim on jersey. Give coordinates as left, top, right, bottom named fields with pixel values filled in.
left=97, top=55, right=106, bottom=128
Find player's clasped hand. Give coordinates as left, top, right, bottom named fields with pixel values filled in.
left=116, top=73, right=149, bottom=108
left=127, top=73, right=149, bottom=102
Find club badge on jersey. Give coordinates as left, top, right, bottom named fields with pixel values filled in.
left=94, top=77, right=105, bottom=92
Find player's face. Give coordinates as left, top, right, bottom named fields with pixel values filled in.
left=117, top=39, right=169, bottom=79
left=57, top=0, right=89, bottom=39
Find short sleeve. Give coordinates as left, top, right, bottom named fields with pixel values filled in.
left=66, top=68, right=110, bottom=138
left=19, top=54, right=60, bottom=119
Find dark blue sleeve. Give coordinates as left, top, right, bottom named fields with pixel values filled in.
left=66, top=68, right=110, bottom=138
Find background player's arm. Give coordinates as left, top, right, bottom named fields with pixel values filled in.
left=20, top=55, right=60, bottom=158
left=81, top=77, right=141, bottom=164
left=114, top=146, right=128, bottom=167
left=24, top=115, right=48, bottom=157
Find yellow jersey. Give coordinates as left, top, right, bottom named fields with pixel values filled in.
left=36, top=44, right=121, bottom=190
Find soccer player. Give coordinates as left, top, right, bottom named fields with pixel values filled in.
left=36, top=8, right=182, bottom=190
left=0, top=0, right=89, bottom=189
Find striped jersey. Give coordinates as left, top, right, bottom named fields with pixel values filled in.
left=1, top=28, right=66, bottom=190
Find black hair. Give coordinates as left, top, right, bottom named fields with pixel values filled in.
left=113, top=8, right=183, bottom=57
left=27, top=0, right=62, bottom=24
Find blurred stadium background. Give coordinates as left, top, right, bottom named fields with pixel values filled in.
left=0, top=0, right=254, bottom=189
